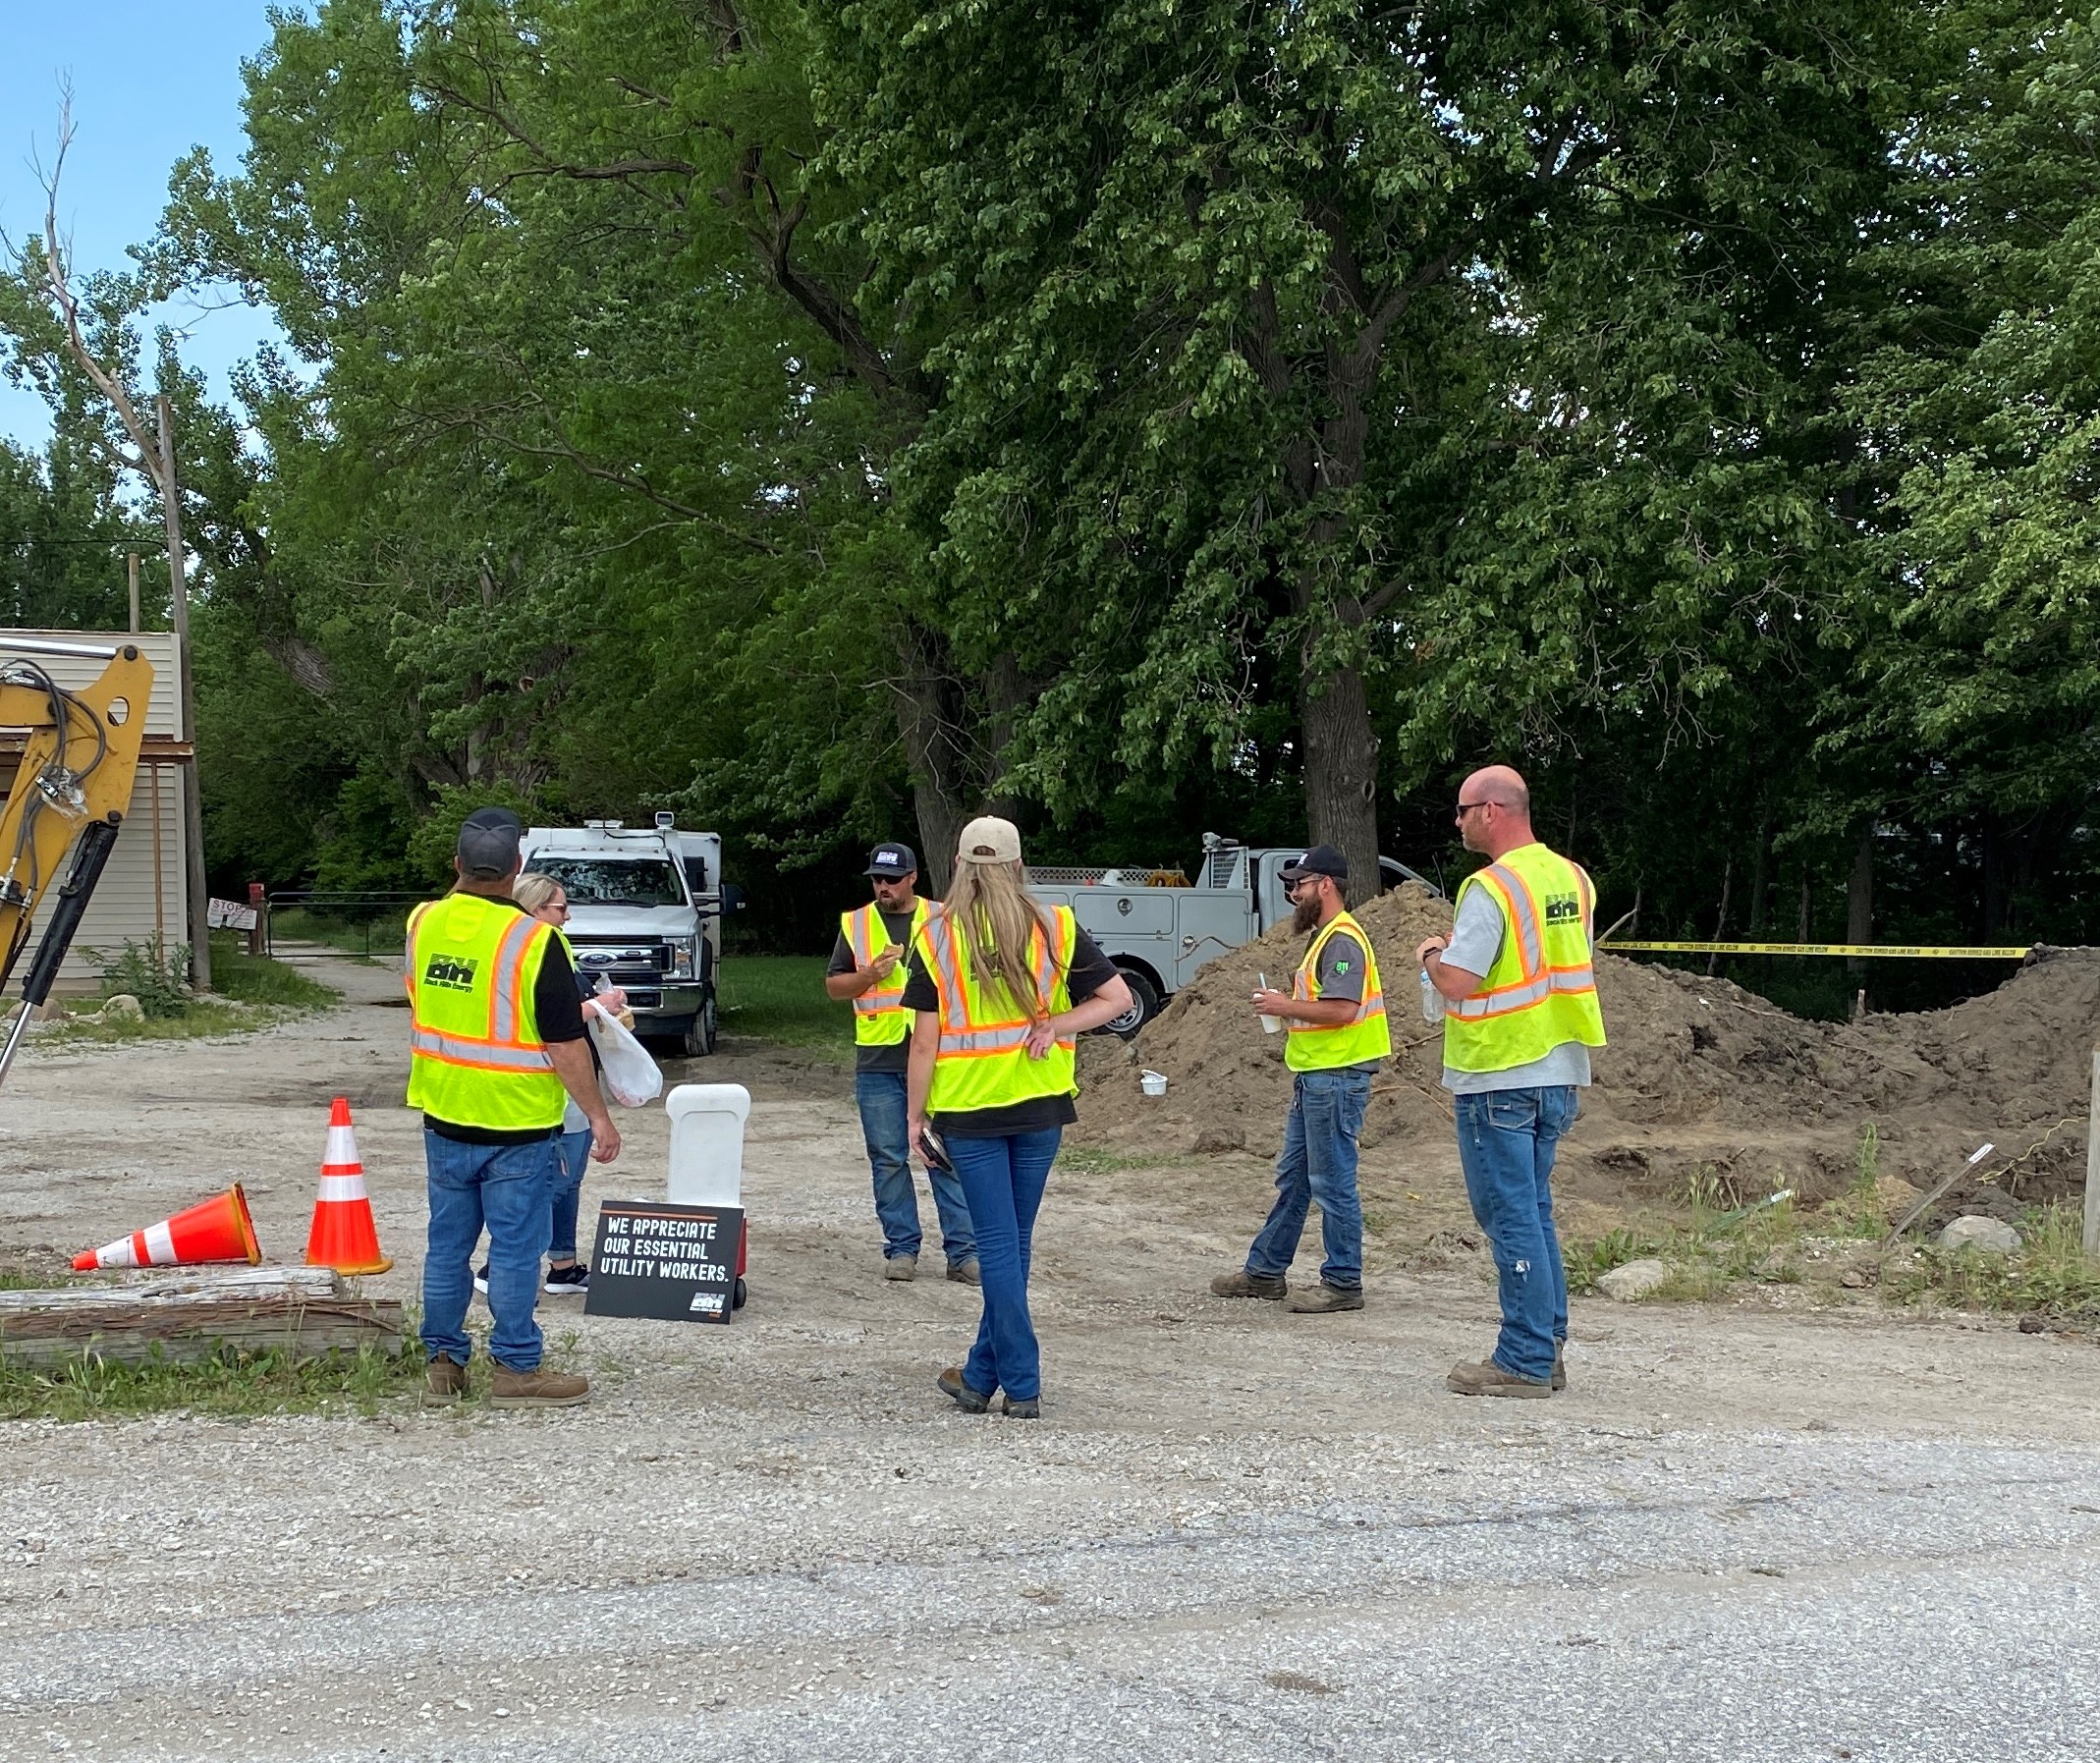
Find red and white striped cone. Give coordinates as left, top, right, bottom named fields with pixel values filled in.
left=73, top=1185, right=262, bottom=1271
left=304, top=1097, right=393, bottom=1276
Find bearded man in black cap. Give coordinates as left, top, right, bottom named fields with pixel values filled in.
left=826, top=842, right=978, bottom=1284
left=1210, top=844, right=1391, bottom=1314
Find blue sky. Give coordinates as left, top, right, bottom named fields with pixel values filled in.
left=0, top=2, right=291, bottom=451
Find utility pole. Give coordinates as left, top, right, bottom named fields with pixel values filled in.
left=155, top=396, right=211, bottom=992
left=127, top=551, right=140, bottom=634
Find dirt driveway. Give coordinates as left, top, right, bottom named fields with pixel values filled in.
left=2, top=957, right=2097, bottom=1761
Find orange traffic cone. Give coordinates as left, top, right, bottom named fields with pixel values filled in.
left=304, top=1097, right=394, bottom=1276
left=73, top=1185, right=262, bottom=1272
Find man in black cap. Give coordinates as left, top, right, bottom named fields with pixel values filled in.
left=1211, top=843, right=1391, bottom=1313
left=826, top=843, right=977, bottom=1284
left=405, top=806, right=622, bottom=1407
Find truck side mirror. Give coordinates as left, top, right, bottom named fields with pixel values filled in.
left=722, top=883, right=746, bottom=913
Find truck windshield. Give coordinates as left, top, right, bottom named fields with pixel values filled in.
left=527, top=857, right=686, bottom=909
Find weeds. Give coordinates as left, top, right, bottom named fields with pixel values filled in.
left=37, top=933, right=337, bottom=1045
left=0, top=1339, right=419, bottom=1422
left=1885, top=1205, right=2100, bottom=1323
left=79, top=934, right=191, bottom=1019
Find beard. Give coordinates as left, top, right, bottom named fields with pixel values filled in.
left=1293, top=896, right=1323, bottom=935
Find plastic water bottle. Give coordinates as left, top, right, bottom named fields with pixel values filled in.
left=1418, top=965, right=1441, bottom=1025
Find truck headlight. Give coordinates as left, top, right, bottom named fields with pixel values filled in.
left=667, top=938, right=695, bottom=978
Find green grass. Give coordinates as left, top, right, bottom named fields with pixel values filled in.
left=1057, top=1145, right=1188, bottom=1177
left=717, top=954, right=853, bottom=1053
left=269, top=906, right=408, bottom=958
left=35, top=934, right=339, bottom=1045
left=1886, top=1205, right=2100, bottom=1323
left=0, top=1340, right=420, bottom=1422
left=210, top=935, right=341, bottom=1009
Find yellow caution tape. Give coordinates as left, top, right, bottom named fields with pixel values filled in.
left=1602, top=940, right=2031, bottom=960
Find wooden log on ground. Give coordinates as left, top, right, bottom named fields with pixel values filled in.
left=0, top=1265, right=344, bottom=1313
left=0, top=1280, right=406, bottom=1369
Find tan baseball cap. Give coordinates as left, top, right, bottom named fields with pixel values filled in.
left=955, top=815, right=1023, bottom=865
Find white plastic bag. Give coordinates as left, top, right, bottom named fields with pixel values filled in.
left=587, top=1008, right=663, bottom=1107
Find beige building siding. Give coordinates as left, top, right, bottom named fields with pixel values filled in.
left=58, top=760, right=190, bottom=990
left=2, top=631, right=193, bottom=993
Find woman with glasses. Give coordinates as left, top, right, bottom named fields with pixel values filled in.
left=494, top=872, right=628, bottom=1295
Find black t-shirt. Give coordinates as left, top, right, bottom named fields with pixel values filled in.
left=827, top=905, right=922, bottom=1074
left=899, top=920, right=1119, bottom=1137
left=424, top=899, right=588, bottom=1144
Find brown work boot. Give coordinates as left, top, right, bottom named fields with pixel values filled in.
left=489, top=1365, right=589, bottom=1408
left=1446, top=1358, right=1552, bottom=1400
left=423, top=1357, right=469, bottom=1405
left=1210, top=1269, right=1287, bottom=1299
left=1287, top=1283, right=1364, bottom=1314
left=885, top=1253, right=918, bottom=1282
left=937, top=1366, right=990, bottom=1413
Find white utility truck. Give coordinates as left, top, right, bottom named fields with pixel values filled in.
left=521, top=815, right=727, bottom=1057
left=1027, top=833, right=1440, bottom=1035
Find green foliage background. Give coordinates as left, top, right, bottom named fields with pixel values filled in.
left=3, top=0, right=2097, bottom=995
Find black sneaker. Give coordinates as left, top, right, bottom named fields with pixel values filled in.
left=472, top=1264, right=490, bottom=1295
left=544, top=1263, right=589, bottom=1295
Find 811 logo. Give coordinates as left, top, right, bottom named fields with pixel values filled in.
left=422, top=954, right=479, bottom=991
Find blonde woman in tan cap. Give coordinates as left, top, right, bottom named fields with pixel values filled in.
left=902, top=816, right=1131, bottom=1417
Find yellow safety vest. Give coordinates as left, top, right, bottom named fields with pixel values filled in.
left=915, top=904, right=1079, bottom=1114
left=842, top=898, right=933, bottom=1047
left=1441, top=843, right=1608, bottom=1073
left=404, top=892, right=567, bottom=1130
left=1286, top=909, right=1393, bottom=1072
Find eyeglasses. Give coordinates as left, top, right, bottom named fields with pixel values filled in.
left=1454, top=799, right=1499, bottom=818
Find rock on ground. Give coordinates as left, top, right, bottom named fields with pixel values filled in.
left=1936, top=1215, right=2023, bottom=1254
left=1597, top=1257, right=1674, bottom=1301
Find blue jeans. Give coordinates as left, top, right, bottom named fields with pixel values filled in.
left=423, top=1128, right=556, bottom=1371
left=948, top=1129, right=1060, bottom=1402
left=547, top=1129, right=591, bottom=1260
left=856, top=1070, right=976, bottom=1264
left=1455, top=1085, right=1577, bottom=1384
left=1247, top=1068, right=1370, bottom=1291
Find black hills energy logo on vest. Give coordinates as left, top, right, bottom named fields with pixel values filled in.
left=422, top=953, right=479, bottom=991
left=1543, top=890, right=1584, bottom=925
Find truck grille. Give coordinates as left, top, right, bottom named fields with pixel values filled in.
left=569, top=941, right=671, bottom=986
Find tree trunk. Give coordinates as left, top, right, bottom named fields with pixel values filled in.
left=891, top=625, right=976, bottom=896
left=1847, top=825, right=1874, bottom=990
left=1746, top=813, right=1772, bottom=935
left=1298, top=659, right=1381, bottom=906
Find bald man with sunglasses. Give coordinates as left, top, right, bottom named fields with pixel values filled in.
left=1416, top=766, right=1606, bottom=1399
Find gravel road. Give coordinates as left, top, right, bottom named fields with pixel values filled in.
left=2, top=956, right=2096, bottom=1760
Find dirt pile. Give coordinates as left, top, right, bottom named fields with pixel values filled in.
left=1075, top=882, right=2100, bottom=1212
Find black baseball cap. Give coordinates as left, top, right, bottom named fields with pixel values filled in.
left=864, top=842, right=918, bottom=878
left=457, top=806, right=525, bottom=879
left=1280, top=844, right=1348, bottom=882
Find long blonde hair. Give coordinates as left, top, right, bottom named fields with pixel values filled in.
left=944, top=858, right=1055, bottom=1019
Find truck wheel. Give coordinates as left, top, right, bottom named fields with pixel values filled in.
left=682, top=994, right=718, bottom=1059
left=1100, top=967, right=1160, bottom=1038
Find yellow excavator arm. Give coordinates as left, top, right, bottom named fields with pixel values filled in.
left=0, top=637, right=155, bottom=1006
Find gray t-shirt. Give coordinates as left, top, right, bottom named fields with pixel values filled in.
left=1438, top=883, right=1592, bottom=1094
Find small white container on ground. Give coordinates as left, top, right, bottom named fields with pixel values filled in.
left=1139, top=1071, right=1168, bottom=1098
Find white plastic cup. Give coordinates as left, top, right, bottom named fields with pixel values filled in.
left=1139, top=1070, right=1168, bottom=1097
left=1259, top=1013, right=1282, bottom=1035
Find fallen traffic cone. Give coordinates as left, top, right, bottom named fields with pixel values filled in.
left=304, top=1097, right=394, bottom=1276
left=73, top=1185, right=262, bottom=1272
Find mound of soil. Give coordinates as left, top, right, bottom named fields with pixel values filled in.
left=1075, top=883, right=2100, bottom=1221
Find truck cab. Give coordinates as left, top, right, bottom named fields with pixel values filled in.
left=521, top=816, right=723, bottom=1057
left=1026, top=834, right=1439, bottom=1036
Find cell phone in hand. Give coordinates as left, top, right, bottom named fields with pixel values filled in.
left=917, top=1125, right=954, bottom=1173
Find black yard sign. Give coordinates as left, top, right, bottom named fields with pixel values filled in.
left=584, top=1201, right=744, bottom=1323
